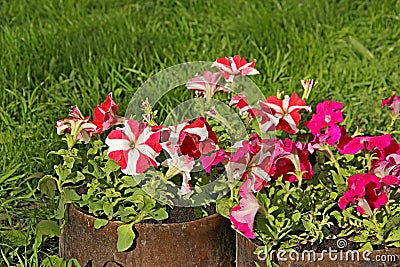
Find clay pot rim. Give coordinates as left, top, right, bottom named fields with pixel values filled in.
left=70, top=204, right=224, bottom=227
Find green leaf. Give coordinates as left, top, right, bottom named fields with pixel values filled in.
left=38, top=175, right=57, bottom=197
left=40, top=256, right=66, bottom=267
left=64, top=188, right=80, bottom=201
left=386, top=228, right=400, bottom=242
left=37, top=220, right=60, bottom=237
left=94, top=218, right=109, bottom=229
left=0, top=230, right=28, bottom=246
left=148, top=208, right=168, bottom=221
left=117, top=223, right=136, bottom=252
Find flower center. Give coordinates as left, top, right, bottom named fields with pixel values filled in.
left=130, top=141, right=136, bottom=149
left=325, top=115, right=331, bottom=123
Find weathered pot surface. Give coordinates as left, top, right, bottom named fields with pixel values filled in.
left=59, top=205, right=235, bottom=267
left=236, top=233, right=400, bottom=267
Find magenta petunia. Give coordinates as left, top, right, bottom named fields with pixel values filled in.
left=105, top=119, right=162, bottom=175
left=338, top=173, right=388, bottom=215
left=212, top=55, right=259, bottom=82
left=337, top=133, right=399, bottom=164
left=305, top=100, right=344, bottom=135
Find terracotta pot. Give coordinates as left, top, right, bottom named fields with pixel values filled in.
left=236, top=233, right=400, bottom=267
left=59, top=205, right=235, bottom=267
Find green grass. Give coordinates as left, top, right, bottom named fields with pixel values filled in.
left=1, top=0, right=400, bottom=265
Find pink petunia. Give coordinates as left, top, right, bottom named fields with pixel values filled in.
left=382, top=94, right=400, bottom=117
left=230, top=179, right=261, bottom=239
left=338, top=173, right=388, bottom=215
left=225, top=133, right=274, bottom=192
left=105, top=119, right=162, bottom=175
left=201, top=149, right=229, bottom=173
left=93, top=93, right=124, bottom=134
left=305, top=100, right=344, bottom=135
left=258, top=93, right=311, bottom=134
left=186, top=71, right=229, bottom=99
left=212, top=55, right=259, bottom=82
left=56, top=106, right=97, bottom=144
left=178, top=117, right=218, bottom=158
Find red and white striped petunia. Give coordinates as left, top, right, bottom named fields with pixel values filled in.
left=258, top=93, right=311, bottom=134
left=105, top=119, right=162, bottom=175
left=229, top=94, right=258, bottom=118
left=178, top=117, right=218, bottom=158
left=93, top=93, right=124, bottom=134
left=186, top=71, right=230, bottom=99
left=212, top=55, right=259, bottom=82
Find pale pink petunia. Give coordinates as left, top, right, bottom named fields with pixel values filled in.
left=93, top=93, right=124, bottom=134
left=230, top=179, right=261, bottom=239
left=258, top=93, right=311, bottom=134
left=186, top=71, right=229, bottom=99
left=162, top=152, right=195, bottom=195
left=56, top=106, right=97, bottom=144
left=212, top=55, right=259, bottom=82
left=105, top=119, right=162, bottom=175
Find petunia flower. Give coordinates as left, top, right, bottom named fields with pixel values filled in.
left=162, top=148, right=195, bottom=195
left=229, top=94, right=257, bottom=118
left=371, top=153, right=400, bottom=188
left=305, top=100, right=344, bottom=135
left=230, top=179, right=261, bottom=239
left=258, top=93, right=311, bottom=134
left=178, top=117, right=218, bottom=158
left=382, top=94, right=400, bottom=117
left=338, top=173, right=388, bottom=215
left=93, top=93, right=124, bottom=134
left=212, top=55, right=259, bottom=82
left=337, top=133, right=400, bottom=164
left=186, top=71, right=229, bottom=99
left=56, top=106, right=97, bottom=144
left=271, top=139, right=313, bottom=183
left=105, top=119, right=162, bottom=175
left=201, top=148, right=229, bottom=173
left=225, top=133, right=274, bottom=192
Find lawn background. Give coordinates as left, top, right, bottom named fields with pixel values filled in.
left=1, top=0, right=399, bottom=265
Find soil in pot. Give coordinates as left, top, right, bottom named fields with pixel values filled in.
left=236, top=233, right=400, bottom=267
left=59, top=204, right=235, bottom=267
